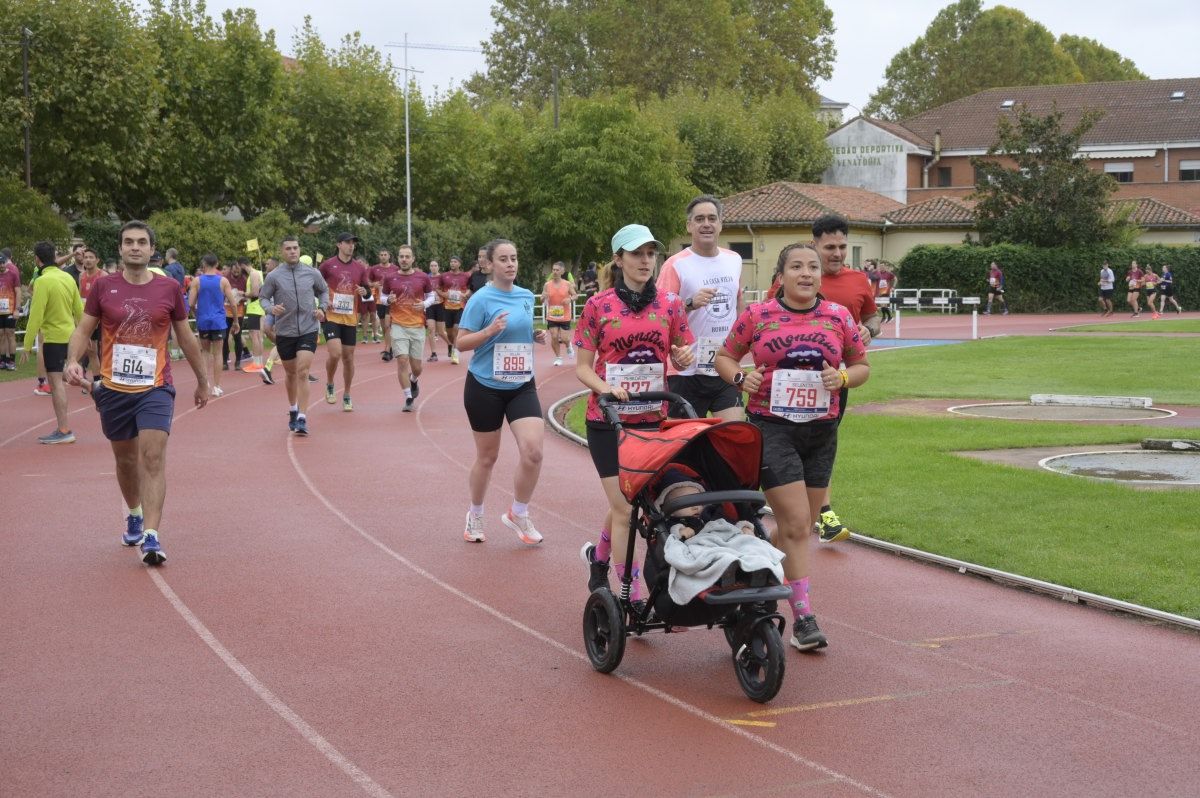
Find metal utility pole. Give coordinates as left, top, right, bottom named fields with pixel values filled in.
left=22, top=27, right=31, bottom=187
left=384, top=39, right=484, bottom=243
left=404, top=33, right=412, bottom=246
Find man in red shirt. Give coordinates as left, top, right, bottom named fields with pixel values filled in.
left=78, top=247, right=104, bottom=382
left=0, top=249, right=24, bottom=370
left=370, top=247, right=400, bottom=362
left=64, top=220, right=210, bottom=565
left=809, top=214, right=881, bottom=543
left=319, top=233, right=371, bottom=411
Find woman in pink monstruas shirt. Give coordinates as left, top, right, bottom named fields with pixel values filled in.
left=573, top=224, right=694, bottom=608
left=715, top=243, right=869, bottom=653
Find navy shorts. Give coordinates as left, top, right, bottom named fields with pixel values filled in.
left=427, top=304, right=445, bottom=323
left=93, top=384, right=176, bottom=441
left=444, top=308, right=463, bottom=328
left=0, top=315, right=15, bottom=329
left=197, top=328, right=226, bottom=341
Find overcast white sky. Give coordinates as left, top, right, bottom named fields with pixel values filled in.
left=195, top=0, right=1197, bottom=109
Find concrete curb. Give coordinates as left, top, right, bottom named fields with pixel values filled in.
left=546, top=390, right=1200, bottom=634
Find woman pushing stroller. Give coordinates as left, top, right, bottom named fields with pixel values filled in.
left=715, top=243, right=870, bottom=652
left=574, top=224, right=694, bottom=607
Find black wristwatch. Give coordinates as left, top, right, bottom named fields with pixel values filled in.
left=684, top=296, right=695, bottom=311
left=732, top=370, right=745, bottom=386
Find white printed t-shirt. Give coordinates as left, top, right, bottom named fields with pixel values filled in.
left=657, top=246, right=743, bottom=377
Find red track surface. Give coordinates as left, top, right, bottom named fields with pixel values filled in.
left=2, top=334, right=1197, bottom=797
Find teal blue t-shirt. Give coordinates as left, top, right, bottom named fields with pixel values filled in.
left=461, top=283, right=538, bottom=389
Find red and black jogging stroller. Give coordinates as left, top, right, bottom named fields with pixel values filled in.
left=582, top=392, right=791, bottom=702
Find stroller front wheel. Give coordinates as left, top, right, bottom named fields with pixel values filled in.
left=583, top=589, right=627, bottom=673
left=733, top=619, right=786, bottom=703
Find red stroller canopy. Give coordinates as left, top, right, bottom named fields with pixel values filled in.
left=617, top=419, right=762, bottom=501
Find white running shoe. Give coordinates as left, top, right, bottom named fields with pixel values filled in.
left=502, top=511, right=543, bottom=545
left=553, top=357, right=563, bottom=367
left=464, top=511, right=486, bottom=543
left=210, top=386, right=225, bottom=397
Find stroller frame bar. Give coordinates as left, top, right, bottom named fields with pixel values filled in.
left=658, top=489, right=766, bottom=519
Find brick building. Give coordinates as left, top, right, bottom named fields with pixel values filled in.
left=824, top=78, right=1200, bottom=216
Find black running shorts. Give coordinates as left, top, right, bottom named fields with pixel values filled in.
left=277, top=332, right=319, bottom=361
left=463, top=372, right=542, bottom=433
left=751, top=415, right=838, bottom=490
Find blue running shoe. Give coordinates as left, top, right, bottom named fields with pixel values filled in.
left=140, top=531, right=166, bottom=565
left=123, top=514, right=145, bottom=547
left=294, top=416, right=308, bottom=436
left=288, top=409, right=299, bottom=432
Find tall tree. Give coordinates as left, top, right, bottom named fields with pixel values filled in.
left=142, top=2, right=285, bottom=216
left=647, top=89, right=769, bottom=197
left=754, top=90, right=833, bottom=183
left=527, top=95, right=693, bottom=262
left=470, top=0, right=835, bottom=105
left=273, top=19, right=402, bottom=221
left=865, top=1, right=1097, bottom=120
left=971, top=106, right=1123, bottom=248
left=1057, top=35, right=1146, bottom=83
left=0, top=0, right=161, bottom=216
left=731, top=0, right=835, bottom=99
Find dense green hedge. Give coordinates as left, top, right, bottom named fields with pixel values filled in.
left=898, top=243, right=1200, bottom=313
left=1, top=177, right=71, bottom=281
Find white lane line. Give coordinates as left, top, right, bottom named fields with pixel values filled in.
left=0, top=405, right=91, bottom=447
left=147, top=570, right=395, bottom=798
left=150, top=374, right=395, bottom=797
left=290, top=369, right=893, bottom=798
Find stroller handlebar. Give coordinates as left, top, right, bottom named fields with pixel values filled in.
left=597, top=391, right=698, bottom=426
left=659, top=489, right=766, bottom=518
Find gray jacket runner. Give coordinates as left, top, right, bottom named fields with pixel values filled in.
left=259, top=262, right=329, bottom=338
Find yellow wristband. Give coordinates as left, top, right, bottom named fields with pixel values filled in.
left=839, top=368, right=849, bottom=388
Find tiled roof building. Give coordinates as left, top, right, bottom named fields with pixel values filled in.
left=823, top=78, right=1200, bottom=216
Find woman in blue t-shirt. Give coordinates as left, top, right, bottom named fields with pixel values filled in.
left=455, top=238, right=548, bottom=546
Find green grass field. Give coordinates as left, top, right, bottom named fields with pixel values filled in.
left=1059, top=318, right=1200, bottom=334
left=564, top=336, right=1200, bottom=618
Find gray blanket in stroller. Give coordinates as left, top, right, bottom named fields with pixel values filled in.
left=663, top=520, right=786, bottom=605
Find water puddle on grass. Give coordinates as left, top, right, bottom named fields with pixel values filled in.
left=1039, top=452, right=1200, bottom=486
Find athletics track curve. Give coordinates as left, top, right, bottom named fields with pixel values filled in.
left=1, top=333, right=1197, bottom=797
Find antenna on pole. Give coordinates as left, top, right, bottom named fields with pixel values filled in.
left=384, top=39, right=424, bottom=248
left=383, top=39, right=480, bottom=244
left=21, top=27, right=32, bottom=187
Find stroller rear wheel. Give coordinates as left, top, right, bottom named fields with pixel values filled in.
left=733, top=619, right=785, bottom=703
left=583, top=589, right=626, bottom=673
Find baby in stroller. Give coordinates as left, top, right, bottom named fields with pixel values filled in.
left=649, top=466, right=786, bottom=610
left=654, top=467, right=756, bottom=540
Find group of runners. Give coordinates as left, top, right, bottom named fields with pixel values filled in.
left=573, top=199, right=879, bottom=653
left=1101, top=260, right=1182, bottom=318
left=11, top=200, right=884, bottom=657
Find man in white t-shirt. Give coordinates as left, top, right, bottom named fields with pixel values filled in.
left=658, top=195, right=745, bottom=421
left=1097, top=261, right=1115, bottom=317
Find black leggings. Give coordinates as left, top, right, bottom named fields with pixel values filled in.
left=223, top=316, right=247, bottom=364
